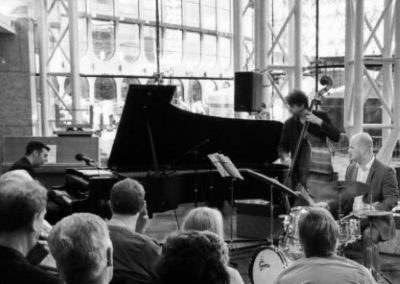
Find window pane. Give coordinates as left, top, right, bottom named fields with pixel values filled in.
left=78, top=18, right=88, bottom=57
left=185, top=32, right=200, bottom=66
left=90, top=0, right=114, bottom=15
left=183, top=0, right=199, bottom=27
left=163, top=29, right=183, bottom=68
left=92, top=20, right=116, bottom=61
left=118, top=23, right=140, bottom=63
left=95, top=77, right=116, bottom=100
left=144, top=26, right=156, bottom=63
left=218, top=0, right=231, bottom=33
left=78, top=0, right=86, bottom=12
left=117, top=0, right=139, bottom=18
left=163, top=0, right=182, bottom=25
left=140, top=0, right=156, bottom=21
left=201, top=0, right=216, bottom=30
left=219, top=37, right=231, bottom=69
left=202, top=34, right=217, bottom=67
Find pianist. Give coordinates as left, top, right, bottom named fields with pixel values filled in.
left=8, top=141, right=50, bottom=177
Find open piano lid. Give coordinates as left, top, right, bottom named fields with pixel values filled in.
left=108, top=85, right=284, bottom=172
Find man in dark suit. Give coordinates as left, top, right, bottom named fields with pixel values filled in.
left=345, top=132, right=399, bottom=271
left=279, top=89, right=341, bottom=192
left=9, top=141, right=50, bottom=177
left=0, top=178, right=60, bottom=284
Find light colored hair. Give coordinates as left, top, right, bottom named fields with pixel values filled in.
left=0, top=170, right=33, bottom=182
left=182, top=207, right=224, bottom=238
left=0, top=179, right=47, bottom=232
left=48, top=213, right=112, bottom=284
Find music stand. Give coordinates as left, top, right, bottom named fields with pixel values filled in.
left=208, top=153, right=243, bottom=250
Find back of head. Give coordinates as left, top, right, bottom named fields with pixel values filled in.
left=0, top=170, right=33, bottom=183
left=182, top=207, right=224, bottom=238
left=26, top=141, right=50, bottom=156
left=0, top=179, right=47, bottom=233
left=110, top=178, right=145, bottom=215
left=299, top=208, right=339, bottom=257
left=156, top=230, right=229, bottom=284
left=48, top=213, right=112, bottom=284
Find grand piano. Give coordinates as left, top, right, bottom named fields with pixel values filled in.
left=61, top=85, right=289, bottom=218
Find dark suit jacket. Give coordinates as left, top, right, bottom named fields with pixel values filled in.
left=278, top=110, right=341, bottom=157
left=345, top=159, right=399, bottom=241
left=0, top=245, right=60, bottom=284
left=8, top=157, right=34, bottom=177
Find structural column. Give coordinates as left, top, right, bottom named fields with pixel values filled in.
left=344, top=0, right=355, bottom=135
left=352, top=0, right=365, bottom=136
left=68, top=0, right=82, bottom=123
left=233, top=0, right=245, bottom=72
left=254, top=0, right=270, bottom=109
left=38, top=0, right=50, bottom=136
left=382, top=0, right=394, bottom=142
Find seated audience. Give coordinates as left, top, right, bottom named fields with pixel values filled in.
left=0, top=179, right=60, bottom=284
left=182, top=207, right=244, bottom=284
left=48, top=213, right=113, bottom=284
left=156, top=230, right=230, bottom=284
left=107, top=178, right=160, bottom=284
left=274, top=207, right=375, bottom=284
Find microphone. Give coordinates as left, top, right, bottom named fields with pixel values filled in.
left=75, top=153, right=95, bottom=165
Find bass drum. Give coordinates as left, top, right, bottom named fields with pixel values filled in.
left=249, top=247, right=291, bottom=284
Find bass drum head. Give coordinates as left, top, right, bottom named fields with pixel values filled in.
left=249, top=247, right=290, bottom=284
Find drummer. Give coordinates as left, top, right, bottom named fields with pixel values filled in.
left=345, top=132, right=399, bottom=272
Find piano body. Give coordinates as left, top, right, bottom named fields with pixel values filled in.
left=62, top=85, right=289, bottom=218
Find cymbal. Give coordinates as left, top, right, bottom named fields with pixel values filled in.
left=311, top=181, right=370, bottom=202
left=353, top=210, right=393, bottom=218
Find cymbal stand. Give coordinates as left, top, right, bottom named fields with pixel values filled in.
left=269, top=184, right=275, bottom=247
left=228, top=177, right=236, bottom=251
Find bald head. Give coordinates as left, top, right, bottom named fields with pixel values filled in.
left=349, top=132, right=374, bottom=164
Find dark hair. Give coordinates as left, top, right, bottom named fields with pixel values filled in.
left=110, top=179, right=145, bottom=215
left=156, top=231, right=230, bottom=284
left=26, top=141, right=50, bottom=155
left=0, top=180, right=47, bottom=232
left=286, top=89, right=309, bottom=109
left=298, top=207, right=339, bottom=257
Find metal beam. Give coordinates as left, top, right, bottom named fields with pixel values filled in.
left=68, top=0, right=82, bottom=123
left=233, top=0, right=245, bottom=71
left=38, top=0, right=50, bottom=136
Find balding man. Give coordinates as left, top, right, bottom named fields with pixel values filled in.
left=346, top=132, right=399, bottom=271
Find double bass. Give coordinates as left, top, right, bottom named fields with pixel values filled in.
left=284, top=76, right=334, bottom=206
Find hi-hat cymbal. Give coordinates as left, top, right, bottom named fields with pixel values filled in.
left=311, top=181, right=370, bottom=202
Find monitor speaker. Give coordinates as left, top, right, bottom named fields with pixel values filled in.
left=234, top=71, right=263, bottom=112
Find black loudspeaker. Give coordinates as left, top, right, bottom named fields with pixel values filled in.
left=234, top=71, right=263, bottom=112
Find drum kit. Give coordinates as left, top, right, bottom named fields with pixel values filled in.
left=248, top=180, right=394, bottom=284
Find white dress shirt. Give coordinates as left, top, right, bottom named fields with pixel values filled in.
left=352, top=156, right=375, bottom=212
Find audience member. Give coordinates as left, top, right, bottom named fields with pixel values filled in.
left=107, top=178, right=160, bottom=284
left=274, top=207, right=376, bottom=284
left=156, top=230, right=230, bottom=284
left=9, top=141, right=50, bottom=177
left=0, top=179, right=60, bottom=284
left=182, top=207, right=244, bottom=284
left=48, top=213, right=113, bottom=284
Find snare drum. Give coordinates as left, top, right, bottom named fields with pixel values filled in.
left=339, top=218, right=361, bottom=245
left=282, top=206, right=310, bottom=253
left=249, top=247, right=291, bottom=284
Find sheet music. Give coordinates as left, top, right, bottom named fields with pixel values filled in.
left=208, top=153, right=244, bottom=180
